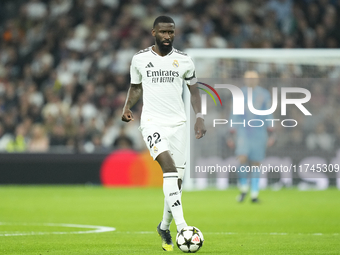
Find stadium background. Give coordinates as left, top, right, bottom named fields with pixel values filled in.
left=0, top=0, right=339, bottom=188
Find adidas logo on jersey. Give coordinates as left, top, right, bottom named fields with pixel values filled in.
left=145, top=62, right=154, bottom=68
left=172, top=200, right=181, bottom=207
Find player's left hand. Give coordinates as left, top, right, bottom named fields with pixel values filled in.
left=267, top=136, right=276, bottom=147
left=194, top=118, right=206, bottom=139
left=267, top=127, right=276, bottom=147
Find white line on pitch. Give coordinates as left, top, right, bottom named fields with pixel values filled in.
left=0, top=222, right=115, bottom=237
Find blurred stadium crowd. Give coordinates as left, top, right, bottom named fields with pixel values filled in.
left=0, top=0, right=340, bottom=153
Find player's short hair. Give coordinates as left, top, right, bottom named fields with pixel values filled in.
left=153, top=16, right=175, bottom=28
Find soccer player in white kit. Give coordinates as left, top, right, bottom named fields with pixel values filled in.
left=121, top=16, right=206, bottom=251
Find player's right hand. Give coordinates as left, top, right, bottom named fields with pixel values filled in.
left=121, top=108, right=134, bottom=122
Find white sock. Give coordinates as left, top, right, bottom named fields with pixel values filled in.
left=251, top=191, right=259, bottom=199
left=239, top=184, right=249, bottom=193
left=163, top=173, right=187, bottom=232
left=160, top=186, right=183, bottom=230
left=160, top=198, right=173, bottom=230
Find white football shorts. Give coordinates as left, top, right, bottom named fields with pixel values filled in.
left=139, top=123, right=187, bottom=178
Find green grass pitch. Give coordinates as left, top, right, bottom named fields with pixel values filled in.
left=0, top=186, right=339, bottom=254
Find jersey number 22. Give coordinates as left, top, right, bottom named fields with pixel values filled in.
left=147, top=132, right=161, bottom=148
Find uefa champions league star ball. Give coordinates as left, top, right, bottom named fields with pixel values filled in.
left=176, top=226, right=204, bottom=253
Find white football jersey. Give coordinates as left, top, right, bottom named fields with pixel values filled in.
left=130, top=46, right=196, bottom=127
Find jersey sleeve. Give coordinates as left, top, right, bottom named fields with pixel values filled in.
left=184, top=57, right=196, bottom=85
left=130, top=56, right=142, bottom=84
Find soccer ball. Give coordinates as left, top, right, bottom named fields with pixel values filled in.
left=176, top=226, right=204, bottom=253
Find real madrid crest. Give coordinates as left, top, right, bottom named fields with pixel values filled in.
left=172, top=60, right=179, bottom=68
left=153, top=146, right=158, bottom=153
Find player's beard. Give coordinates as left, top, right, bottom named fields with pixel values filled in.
left=155, top=37, right=173, bottom=54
